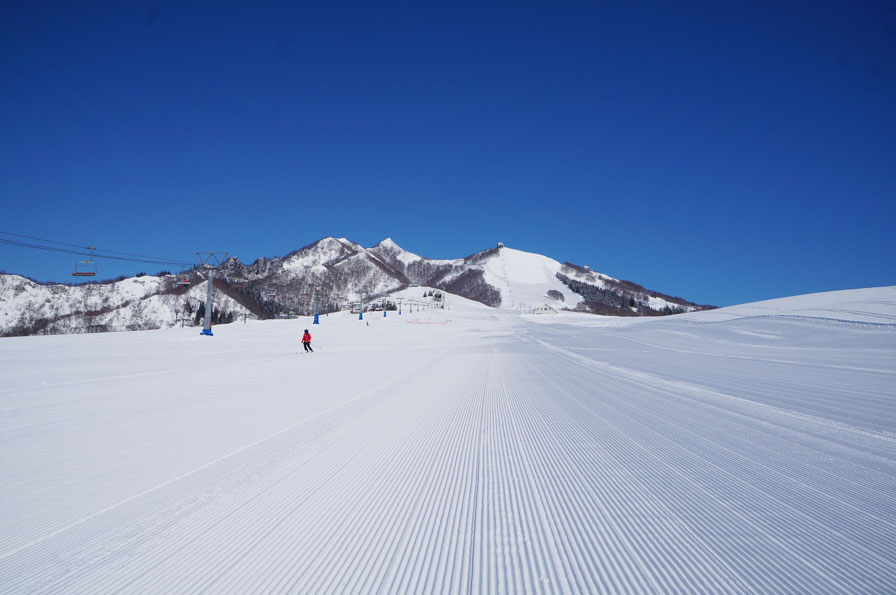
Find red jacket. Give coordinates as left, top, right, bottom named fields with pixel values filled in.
left=302, top=332, right=311, bottom=343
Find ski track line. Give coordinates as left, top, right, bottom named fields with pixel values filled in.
left=574, top=363, right=893, bottom=437
left=60, top=350, right=456, bottom=590
left=200, top=356, right=462, bottom=590
left=75, top=346, right=463, bottom=594
left=3, top=346, right=452, bottom=592
left=492, top=356, right=632, bottom=593
left=155, top=341, right=660, bottom=593
left=533, top=358, right=843, bottom=592
left=281, top=375, right=460, bottom=593
left=534, top=340, right=762, bottom=591
left=340, top=364, right=482, bottom=594
left=498, top=357, right=752, bottom=593
left=0, top=397, right=346, bottom=545
left=595, top=354, right=896, bottom=424
left=555, top=360, right=896, bottom=585
left=609, top=360, right=896, bottom=501
left=0, top=356, right=346, bottom=460
left=369, top=356, right=487, bottom=594
left=180, top=389, right=424, bottom=593
left=0, top=349, right=446, bottom=568
left=0, top=369, right=349, bottom=537
left=504, top=358, right=749, bottom=592
left=531, top=335, right=896, bottom=447
left=310, top=354, right=490, bottom=585
left=532, top=344, right=896, bottom=592
left=619, top=379, right=896, bottom=511
left=0, top=352, right=301, bottom=398
left=516, top=318, right=892, bottom=588
left=612, top=333, right=896, bottom=376
left=550, top=338, right=896, bottom=476
left=4, top=310, right=894, bottom=594
left=0, top=361, right=320, bottom=437
left=78, top=381, right=415, bottom=595
left=0, top=372, right=324, bottom=486
left=546, top=339, right=896, bottom=507
left=566, top=329, right=896, bottom=417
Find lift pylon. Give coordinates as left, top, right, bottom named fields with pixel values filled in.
left=196, top=252, right=228, bottom=336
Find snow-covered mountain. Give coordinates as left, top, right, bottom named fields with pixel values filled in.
left=0, top=273, right=255, bottom=336
left=0, top=238, right=711, bottom=336
left=218, top=237, right=707, bottom=314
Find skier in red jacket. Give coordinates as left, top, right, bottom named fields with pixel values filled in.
left=302, top=329, right=313, bottom=353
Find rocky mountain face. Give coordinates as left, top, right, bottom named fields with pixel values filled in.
left=0, top=238, right=712, bottom=336
left=214, top=238, right=504, bottom=314
left=555, top=262, right=709, bottom=316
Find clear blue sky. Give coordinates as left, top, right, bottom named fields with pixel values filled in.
left=1, top=1, right=894, bottom=306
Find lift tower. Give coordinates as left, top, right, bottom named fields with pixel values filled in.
left=196, top=252, right=228, bottom=336
left=312, top=282, right=322, bottom=324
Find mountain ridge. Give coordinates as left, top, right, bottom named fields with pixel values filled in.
left=0, top=238, right=713, bottom=335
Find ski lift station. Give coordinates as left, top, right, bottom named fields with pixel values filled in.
left=430, top=291, right=450, bottom=309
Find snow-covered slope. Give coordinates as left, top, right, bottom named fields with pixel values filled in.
left=479, top=246, right=581, bottom=309
left=1, top=286, right=893, bottom=592
left=678, top=286, right=896, bottom=324
left=372, top=237, right=428, bottom=266
left=1, top=237, right=709, bottom=336
left=0, top=274, right=255, bottom=335
left=280, top=237, right=361, bottom=274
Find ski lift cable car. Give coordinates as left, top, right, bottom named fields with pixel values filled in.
left=72, top=246, right=97, bottom=277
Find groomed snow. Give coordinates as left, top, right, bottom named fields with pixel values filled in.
left=1, top=287, right=895, bottom=593
left=481, top=247, right=582, bottom=309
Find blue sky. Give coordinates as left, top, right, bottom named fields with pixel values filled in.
left=1, top=1, right=894, bottom=306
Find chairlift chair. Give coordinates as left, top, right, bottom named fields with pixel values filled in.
left=72, top=261, right=97, bottom=276
left=177, top=265, right=191, bottom=286
left=72, top=246, right=97, bottom=277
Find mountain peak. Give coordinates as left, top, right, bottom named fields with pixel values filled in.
left=0, top=236, right=713, bottom=336
left=370, top=238, right=423, bottom=268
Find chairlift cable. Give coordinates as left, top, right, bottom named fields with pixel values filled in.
left=0, top=230, right=88, bottom=250
left=0, top=239, right=190, bottom=266
left=0, top=231, right=193, bottom=266
left=0, top=230, right=192, bottom=264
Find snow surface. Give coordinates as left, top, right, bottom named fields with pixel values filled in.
left=377, top=238, right=421, bottom=266
left=481, top=247, right=583, bottom=309
left=281, top=238, right=357, bottom=273
left=0, top=275, right=255, bottom=335
left=1, top=287, right=895, bottom=593
left=373, top=238, right=460, bottom=267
